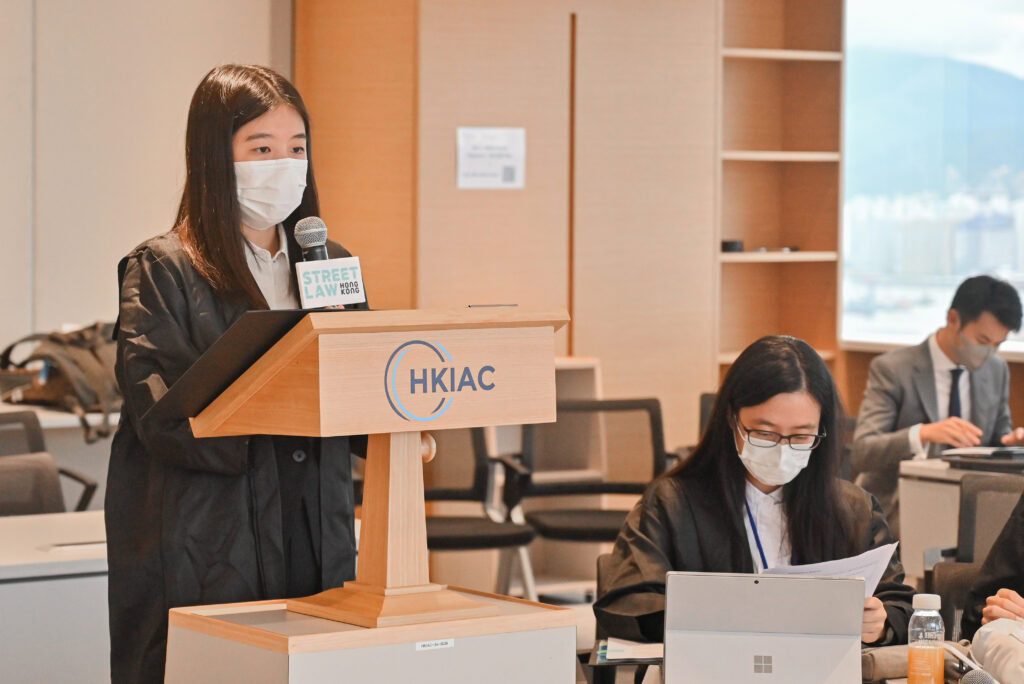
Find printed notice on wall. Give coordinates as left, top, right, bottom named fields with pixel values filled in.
left=456, top=127, right=525, bottom=189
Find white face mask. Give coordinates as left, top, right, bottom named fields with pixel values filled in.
left=234, top=158, right=308, bottom=231
left=736, top=428, right=812, bottom=487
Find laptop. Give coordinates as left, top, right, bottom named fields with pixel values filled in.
left=663, top=572, right=863, bottom=683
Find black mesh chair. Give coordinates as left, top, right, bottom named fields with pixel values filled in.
left=925, top=474, right=1024, bottom=639
left=0, top=410, right=96, bottom=513
left=355, top=427, right=539, bottom=600
left=504, top=398, right=667, bottom=546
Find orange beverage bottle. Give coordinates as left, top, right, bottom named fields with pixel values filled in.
left=907, top=594, right=944, bottom=684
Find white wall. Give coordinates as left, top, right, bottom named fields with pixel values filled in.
left=0, top=0, right=292, bottom=342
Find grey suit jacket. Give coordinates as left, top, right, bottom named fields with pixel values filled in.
left=852, top=338, right=1012, bottom=531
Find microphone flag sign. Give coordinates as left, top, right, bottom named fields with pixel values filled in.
left=295, top=256, right=366, bottom=308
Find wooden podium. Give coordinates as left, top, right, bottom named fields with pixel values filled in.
left=190, top=308, right=568, bottom=629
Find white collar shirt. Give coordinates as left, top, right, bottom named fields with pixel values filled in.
left=910, top=332, right=971, bottom=457
left=243, top=224, right=299, bottom=310
left=742, top=480, right=790, bottom=572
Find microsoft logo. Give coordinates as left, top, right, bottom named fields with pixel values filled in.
left=754, top=655, right=773, bottom=674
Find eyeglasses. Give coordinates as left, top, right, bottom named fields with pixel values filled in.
left=738, top=421, right=826, bottom=451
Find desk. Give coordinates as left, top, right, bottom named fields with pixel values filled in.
left=0, top=510, right=109, bottom=683
left=898, top=460, right=1005, bottom=586
left=0, top=402, right=118, bottom=509
left=166, top=591, right=575, bottom=683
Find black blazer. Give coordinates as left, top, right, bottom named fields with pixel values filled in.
left=107, top=230, right=368, bottom=683
left=593, top=473, right=914, bottom=645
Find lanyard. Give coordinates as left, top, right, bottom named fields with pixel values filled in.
left=744, top=499, right=769, bottom=572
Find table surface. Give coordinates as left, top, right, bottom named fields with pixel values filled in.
left=170, top=589, right=574, bottom=654
left=0, top=401, right=120, bottom=430
left=0, top=510, right=106, bottom=580
left=897, top=458, right=1005, bottom=482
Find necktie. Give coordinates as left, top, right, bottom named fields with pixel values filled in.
left=949, top=368, right=964, bottom=419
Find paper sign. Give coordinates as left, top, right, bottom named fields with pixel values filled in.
left=605, top=638, right=664, bottom=661
left=456, top=127, right=525, bottom=189
left=416, top=638, right=454, bottom=651
left=765, top=542, right=899, bottom=598
left=295, top=256, right=366, bottom=309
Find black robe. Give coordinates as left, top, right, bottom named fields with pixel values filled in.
left=962, top=492, right=1024, bottom=640
left=106, top=231, right=367, bottom=683
left=593, top=474, right=915, bottom=645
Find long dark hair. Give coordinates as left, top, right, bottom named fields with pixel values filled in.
left=175, top=64, right=320, bottom=309
left=672, top=335, right=856, bottom=564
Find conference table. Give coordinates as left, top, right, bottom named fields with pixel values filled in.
left=0, top=510, right=109, bottom=683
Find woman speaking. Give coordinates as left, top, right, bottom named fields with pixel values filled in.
left=106, top=65, right=366, bottom=682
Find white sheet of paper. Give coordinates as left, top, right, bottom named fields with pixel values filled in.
left=764, top=542, right=899, bottom=598
left=456, top=126, right=525, bottom=189
left=605, top=638, right=664, bottom=661
left=942, top=446, right=999, bottom=457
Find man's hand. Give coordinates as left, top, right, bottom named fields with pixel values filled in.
left=862, top=597, right=887, bottom=643
left=982, top=588, right=1024, bottom=624
left=1001, top=428, right=1024, bottom=446
left=920, top=418, right=983, bottom=448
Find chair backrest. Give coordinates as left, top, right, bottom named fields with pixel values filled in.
left=595, top=552, right=616, bottom=640
left=424, top=427, right=490, bottom=503
left=957, top=474, right=1024, bottom=562
left=0, top=410, right=46, bottom=456
left=520, top=398, right=667, bottom=498
left=698, top=392, right=716, bottom=437
left=0, top=452, right=66, bottom=515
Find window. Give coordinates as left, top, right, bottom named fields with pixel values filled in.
left=842, top=0, right=1024, bottom=351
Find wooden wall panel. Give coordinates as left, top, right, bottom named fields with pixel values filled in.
left=417, top=0, right=571, bottom=353
left=572, top=0, right=718, bottom=449
left=294, top=0, right=418, bottom=310
left=0, top=0, right=33, bottom=345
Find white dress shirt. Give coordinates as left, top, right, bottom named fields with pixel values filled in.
left=908, top=332, right=971, bottom=457
left=243, top=224, right=299, bottom=310
left=743, top=480, right=790, bottom=572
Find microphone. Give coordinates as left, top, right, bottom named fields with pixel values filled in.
left=294, top=216, right=329, bottom=262
left=962, top=668, right=996, bottom=684
left=292, top=216, right=366, bottom=309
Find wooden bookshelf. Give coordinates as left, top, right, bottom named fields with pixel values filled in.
left=716, top=0, right=844, bottom=372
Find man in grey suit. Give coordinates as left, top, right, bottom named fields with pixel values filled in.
left=853, top=275, right=1024, bottom=534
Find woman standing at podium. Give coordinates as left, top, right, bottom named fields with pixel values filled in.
left=106, top=65, right=367, bottom=683
left=594, top=336, right=915, bottom=646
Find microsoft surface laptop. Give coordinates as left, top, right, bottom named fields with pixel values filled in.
left=663, top=572, right=863, bottom=683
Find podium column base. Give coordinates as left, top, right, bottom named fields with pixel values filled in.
left=286, top=583, right=500, bottom=628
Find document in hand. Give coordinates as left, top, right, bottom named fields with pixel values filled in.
left=764, top=542, right=899, bottom=598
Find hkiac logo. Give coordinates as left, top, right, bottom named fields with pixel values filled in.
left=384, top=340, right=496, bottom=422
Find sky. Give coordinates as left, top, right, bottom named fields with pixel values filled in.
left=847, top=0, right=1024, bottom=79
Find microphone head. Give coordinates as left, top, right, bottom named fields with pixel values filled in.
left=962, top=668, right=996, bottom=684
left=294, top=217, right=328, bottom=250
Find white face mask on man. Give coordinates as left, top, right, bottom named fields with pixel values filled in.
left=736, top=425, right=813, bottom=486
left=954, top=332, right=995, bottom=372
left=234, top=158, right=308, bottom=232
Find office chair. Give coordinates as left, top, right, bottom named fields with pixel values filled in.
left=925, top=473, right=1024, bottom=639
left=503, top=398, right=667, bottom=571
left=0, top=410, right=97, bottom=514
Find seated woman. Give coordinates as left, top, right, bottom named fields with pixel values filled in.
left=593, top=335, right=913, bottom=645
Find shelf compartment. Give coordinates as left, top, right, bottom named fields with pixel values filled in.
left=719, top=251, right=837, bottom=263
left=721, top=160, right=839, bottom=251
left=722, top=48, right=842, bottom=62
left=723, top=0, right=843, bottom=52
left=719, top=261, right=837, bottom=356
left=722, top=58, right=840, bottom=152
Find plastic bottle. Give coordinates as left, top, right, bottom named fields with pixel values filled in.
left=908, top=593, right=945, bottom=684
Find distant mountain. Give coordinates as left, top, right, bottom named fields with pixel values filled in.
left=845, top=49, right=1024, bottom=196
